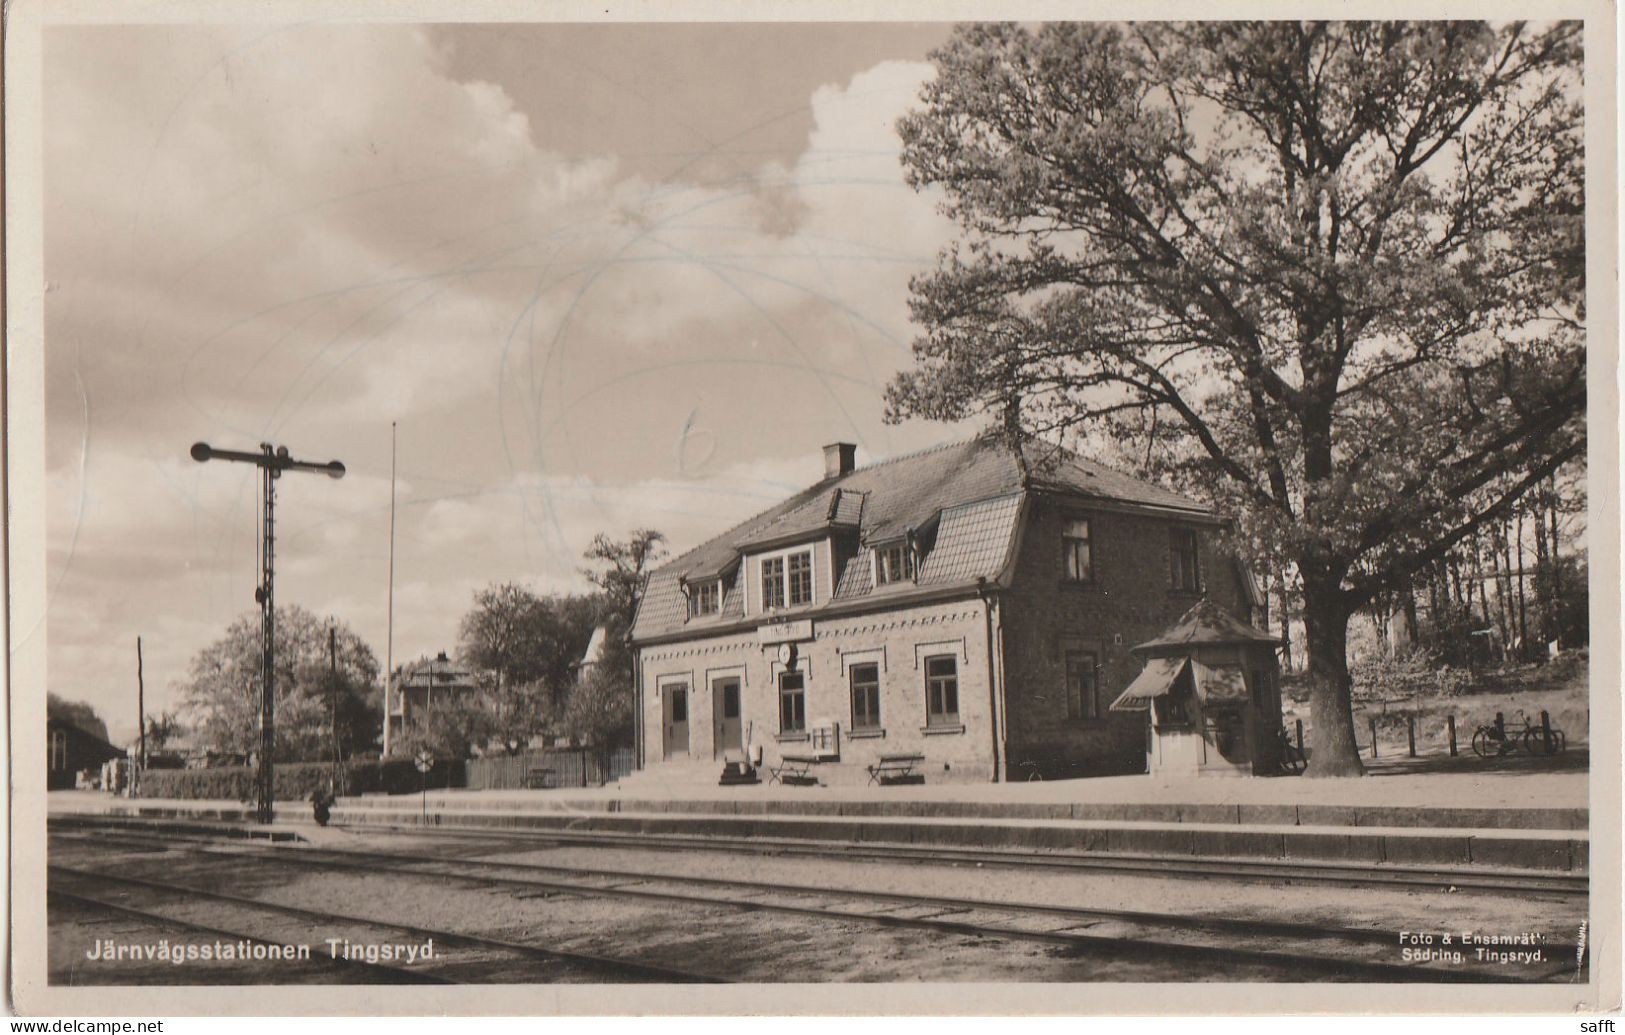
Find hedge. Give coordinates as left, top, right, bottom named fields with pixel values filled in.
left=136, top=759, right=465, bottom=801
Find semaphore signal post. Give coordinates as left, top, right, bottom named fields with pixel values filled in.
left=191, top=441, right=345, bottom=823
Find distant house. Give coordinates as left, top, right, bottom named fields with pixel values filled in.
left=387, top=651, right=478, bottom=742
left=630, top=434, right=1264, bottom=784
left=48, top=717, right=124, bottom=790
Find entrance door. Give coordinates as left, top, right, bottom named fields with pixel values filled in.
left=712, top=677, right=742, bottom=759
left=662, top=683, right=690, bottom=759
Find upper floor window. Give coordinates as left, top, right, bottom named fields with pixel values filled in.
left=788, top=551, right=813, bottom=605
left=875, top=542, right=915, bottom=585
left=924, top=655, right=960, bottom=726
left=761, top=549, right=814, bottom=611
left=761, top=557, right=785, bottom=610
left=1065, top=649, right=1101, bottom=721
left=1063, top=518, right=1094, bottom=582
left=689, top=579, right=720, bottom=618
left=1170, top=528, right=1201, bottom=592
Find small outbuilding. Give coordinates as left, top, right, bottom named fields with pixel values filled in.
left=1110, top=600, right=1284, bottom=778
left=47, top=717, right=125, bottom=791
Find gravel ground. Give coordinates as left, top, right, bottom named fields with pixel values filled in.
left=48, top=831, right=1586, bottom=985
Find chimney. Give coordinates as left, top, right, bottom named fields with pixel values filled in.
left=823, top=442, right=857, bottom=480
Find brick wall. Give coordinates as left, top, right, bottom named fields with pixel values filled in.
left=638, top=596, right=997, bottom=783
left=999, top=495, right=1249, bottom=778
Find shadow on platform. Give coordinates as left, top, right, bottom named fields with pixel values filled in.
left=1361, top=744, right=1589, bottom=777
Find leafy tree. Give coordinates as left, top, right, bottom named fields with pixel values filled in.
left=561, top=663, right=634, bottom=781
left=48, top=694, right=110, bottom=742
left=888, top=22, right=1583, bottom=775
left=561, top=529, right=666, bottom=764
left=457, top=583, right=600, bottom=753
left=581, top=529, right=666, bottom=674
left=178, top=606, right=380, bottom=761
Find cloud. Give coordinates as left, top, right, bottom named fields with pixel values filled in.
left=41, top=24, right=965, bottom=730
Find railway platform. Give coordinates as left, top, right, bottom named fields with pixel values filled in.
left=48, top=760, right=1590, bottom=877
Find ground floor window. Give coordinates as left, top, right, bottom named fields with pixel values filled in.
left=850, top=662, right=881, bottom=730
left=925, top=655, right=959, bottom=726
left=779, top=671, right=806, bottom=733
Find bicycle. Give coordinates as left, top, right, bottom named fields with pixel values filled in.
left=1520, top=720, right=1567, bottom=756
left=1472, top=711, right=1567, bottom=758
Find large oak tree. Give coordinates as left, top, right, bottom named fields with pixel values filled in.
left=887, top=22, right=1584, bottom=774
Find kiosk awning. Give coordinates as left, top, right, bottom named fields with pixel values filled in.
left=1110, top=657, right=1190, bottom=712
left=1199, top=663, right=1249, bottom=704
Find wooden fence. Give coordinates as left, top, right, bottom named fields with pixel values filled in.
left=465, top=747, right=636, bottom=790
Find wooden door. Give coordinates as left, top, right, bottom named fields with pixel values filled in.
left=712, top=677, right=742, bottom=758
left=662, top=683, right=690, bottom=759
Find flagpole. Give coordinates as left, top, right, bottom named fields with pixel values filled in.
left=383, top=422, right=397, bottom=759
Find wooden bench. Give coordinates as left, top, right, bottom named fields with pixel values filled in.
left=523, top=766, right=556, bottom=790
left=769, top=754, right=819, bottom=786
left=867, top=753, right=926, bottom=785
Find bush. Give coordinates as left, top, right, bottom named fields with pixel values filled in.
left=1350, top=647, right=1452, bottom=703
left=137, top=758, right=464, bottom=800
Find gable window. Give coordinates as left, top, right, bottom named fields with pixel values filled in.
left=760, top=549, right=814, bottom=611
left=924, top=655, right=959, bottom=726
left=1063, top=518, right=1094, bottom=582
left=850, top=662, right=881, bottom=730
left=779, top=671, right=806, bottom=733
left=1170, top=528, right=1201, bottom=592
left=875, top=542, right=915, bottom=585
left=689, top=580, right=720, bottom=618
left=1065, top=650, right=1101, bottom=721
left=787, top=550, right=813, bottom=605
left=760, top=557, right=785, bottom=610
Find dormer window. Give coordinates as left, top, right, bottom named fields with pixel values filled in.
left=761, top=548, right=813, bottom=610
left=875, top=541, right=915, bottom=586
left=688, top=579, right=720, bottom=618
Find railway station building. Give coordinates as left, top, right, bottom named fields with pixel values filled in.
left=629, top=434, right=1267, bottom=784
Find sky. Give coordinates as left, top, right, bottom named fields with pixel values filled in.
left=41, top=21, right=973, bottom=743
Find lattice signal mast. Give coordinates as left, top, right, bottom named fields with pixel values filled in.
left=191, top=441, right=345, bottom=823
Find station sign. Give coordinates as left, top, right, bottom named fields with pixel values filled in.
left=757, top=618, right=813, bottom=645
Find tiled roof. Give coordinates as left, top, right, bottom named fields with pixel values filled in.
left=1133, top=599, right=1278, bottom=652
left=918, top=494, right=1025, bottom=585
left=632, top=433, right=1214, bottom=643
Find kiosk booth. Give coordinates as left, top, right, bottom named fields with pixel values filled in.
left=1110, top=600, right=1285, bottom=778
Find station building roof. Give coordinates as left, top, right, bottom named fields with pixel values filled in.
left=632, top=433, right=1217, bottom=645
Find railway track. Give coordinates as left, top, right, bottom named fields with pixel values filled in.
left=49, top=812, right=1587, bottom=898
left=51, top=828, right=1581, bottom=983
left=48, top=863, right=724, bottom=984
left=367, top=822, right=1590, bottom=897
